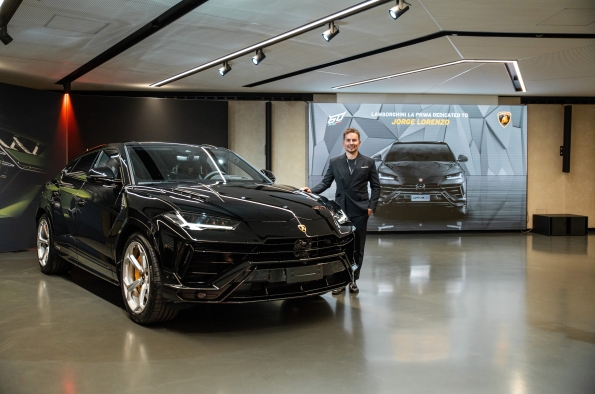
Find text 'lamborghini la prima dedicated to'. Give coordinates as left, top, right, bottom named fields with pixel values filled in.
left=36, top=142, right=355, bottom=324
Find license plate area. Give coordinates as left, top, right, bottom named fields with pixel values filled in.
left=411, top=194, right=430, bottom=201
left=286, top=265, right=323, bottom=283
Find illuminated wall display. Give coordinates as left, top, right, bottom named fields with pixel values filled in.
left=309, top=103, right=527, bottom=231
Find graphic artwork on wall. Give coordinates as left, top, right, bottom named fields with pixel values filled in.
left=308, top=103, right=527, bottom=231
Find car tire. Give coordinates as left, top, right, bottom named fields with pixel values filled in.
left=120, top=233, right=178, bottom=324
left=37, top=214, right=73, bottom=275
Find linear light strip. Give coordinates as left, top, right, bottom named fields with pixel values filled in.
left=510, top=61, right=527, bottom=92
left=331, top=59, right=526, bottom=91
left=150, top=0, right=392, bottom=87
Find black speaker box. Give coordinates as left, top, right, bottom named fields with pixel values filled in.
left=533, top=214, right=587, bottom=236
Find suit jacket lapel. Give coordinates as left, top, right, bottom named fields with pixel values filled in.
left=346, top=155, right=362, bottom=186
left=337, top=153, right=350, bottom=188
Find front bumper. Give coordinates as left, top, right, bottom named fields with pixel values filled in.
left=378, top=183, right=466, bottom=208
left=162, top=233, right=355, bottom=303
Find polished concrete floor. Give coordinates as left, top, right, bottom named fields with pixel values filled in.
left=1, top=233, right=594, bottom=394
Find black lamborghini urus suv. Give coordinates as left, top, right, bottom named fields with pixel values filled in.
left=375, top=141, right=468, bottom=214
left=36, top=142, right=355, bottom=324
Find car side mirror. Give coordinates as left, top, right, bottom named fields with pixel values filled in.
left=372, top=154, right=382, bottom=161
left=457, top=155, right=468, bottom=162
left=88, top=166, right=117, bottom=183
left=261, top=169, right=276, bottom=183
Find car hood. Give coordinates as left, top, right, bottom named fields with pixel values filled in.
left=380, top=161, right=462, bottom=183
left=129, top=182, right=332, bottom=222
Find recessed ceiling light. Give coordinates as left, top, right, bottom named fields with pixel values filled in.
left=332, top=59, right=527, bottom=92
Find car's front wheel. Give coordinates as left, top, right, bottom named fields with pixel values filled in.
left=37, top=214, right=72, bottom=274
left=120, top=233, right=178, bottom=324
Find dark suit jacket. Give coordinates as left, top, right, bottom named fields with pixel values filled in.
left=311, top=153, right=380, bottom=217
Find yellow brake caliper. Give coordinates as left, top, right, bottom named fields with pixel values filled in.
left=134, top=249, right=142, bottom=292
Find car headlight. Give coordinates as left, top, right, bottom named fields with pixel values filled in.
left=163, top=212, right=240, bottom=231
left=332, top=209, right=348, bottom=225
left=445, top=172, right=463, bottom=180
left=379, top=173, right=397, bottom=180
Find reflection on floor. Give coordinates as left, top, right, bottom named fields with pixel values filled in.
left=1, top=233, right=594, bottom=394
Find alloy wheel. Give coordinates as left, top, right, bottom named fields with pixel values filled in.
left=122, top=241, right=151, bottom=314
left=37, top=219, right=50, bottom=267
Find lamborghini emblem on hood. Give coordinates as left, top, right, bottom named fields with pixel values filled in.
left=298, top=224, right=307, bottom=233
left=498, top=111, right=512, bottom=128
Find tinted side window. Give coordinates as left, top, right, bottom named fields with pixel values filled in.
left=70, top=152, right=99, bottom=174
left=62, top=159, right=80, bottom=174
left=94, top=150, right=122, bottom=178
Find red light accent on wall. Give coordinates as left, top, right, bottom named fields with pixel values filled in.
left=61, top=368, right=77, bottom=394
left=59, top=93, right=82, bottom=162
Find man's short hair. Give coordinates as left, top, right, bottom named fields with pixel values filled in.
left=343, top=128, right=361, bottom=141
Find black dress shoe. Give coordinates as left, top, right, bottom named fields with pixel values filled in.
left=349, top=282, right=359, bottom=293
left=332, top=286, right=346, bottom=295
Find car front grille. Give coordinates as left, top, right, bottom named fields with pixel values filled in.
left=380, top=184, right=464, bottom=200
left=179, top=233, right=354, bottom=286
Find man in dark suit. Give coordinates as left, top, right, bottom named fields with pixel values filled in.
left=302, top=128, right=380, bottom=294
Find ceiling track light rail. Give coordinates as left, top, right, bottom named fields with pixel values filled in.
left=150, top=0, right=394, bottom=87
left=244, top=31, right=595, bottom=88
left=55, top=0, right=209, bottom=88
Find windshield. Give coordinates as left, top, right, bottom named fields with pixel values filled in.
left=126, top=144, right=269, bottom=185
left=386, top=144, right=455, bottom=162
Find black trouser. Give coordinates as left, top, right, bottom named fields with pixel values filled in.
left=349, top=214, right=369, bottom=281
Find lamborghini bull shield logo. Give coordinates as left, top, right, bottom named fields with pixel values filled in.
left=298, top=224, right=307, bottom=233
left=498, top=111, right=512, bottom=128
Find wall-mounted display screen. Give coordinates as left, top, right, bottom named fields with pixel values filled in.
left=308, top=104, right=527, bottom=231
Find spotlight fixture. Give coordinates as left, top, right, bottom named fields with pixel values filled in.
left=150, top=0, right=394, bottom=87
left=252, top=49, right=266, bottom=65
left=0, top=0, right=24, bottom=45
left=322, top=22, right=339, bottom=42
left=0, top=25, right=11, bottom=45
left=389, top=0, right=409, bottom=20
left=218, top=62, right=231, bottom=76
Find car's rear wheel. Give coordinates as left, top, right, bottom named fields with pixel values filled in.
left=120, top=233, right=178, bottom=324
left=37, top=214, right=72, bottom=274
